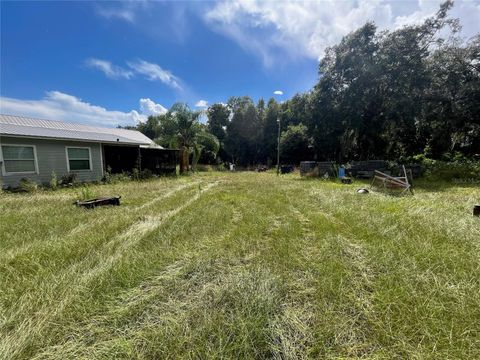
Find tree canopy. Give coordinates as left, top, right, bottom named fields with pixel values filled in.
left=141, top=103, right=219, bottom=173
left=129, top=1, right=479, bottom=168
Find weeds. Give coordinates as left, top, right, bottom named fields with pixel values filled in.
left=60, top=172, right=78, bottom=186
left=0, top=172, right=479, bottom=359
left=79, top=184, right=96, bottom=200
left=18, top=178, right=38, bottom=193
left=49, top=171, right=58, bottom=190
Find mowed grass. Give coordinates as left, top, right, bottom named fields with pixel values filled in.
left=1, top=172, right=479, bottom=359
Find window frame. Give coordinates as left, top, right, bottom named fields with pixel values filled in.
left=0, top=144, right=39, bottom=176
left=65, top=146, right=92, bottom=172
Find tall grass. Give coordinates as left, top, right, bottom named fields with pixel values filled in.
left=0, top=172, right=479, bottom=359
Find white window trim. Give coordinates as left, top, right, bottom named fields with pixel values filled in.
left=65, top=146, right=92, bottom=172
left=99, top=143, right=104, bottom=177
left=0, top=144, right=39, bottom=176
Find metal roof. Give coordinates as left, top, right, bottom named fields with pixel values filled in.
left=0, top=114, right=153, bottom=145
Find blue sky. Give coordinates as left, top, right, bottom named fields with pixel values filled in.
left=1, top=0, right=479, bottom=127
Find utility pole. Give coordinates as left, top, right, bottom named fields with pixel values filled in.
left=273, top=90, right=283, bottom=176
left=276, top=117, right=281, bottom=176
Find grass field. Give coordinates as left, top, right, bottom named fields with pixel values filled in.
left=1, top=172, right=479, bottom=359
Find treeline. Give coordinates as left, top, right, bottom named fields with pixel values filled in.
left=134, top=1, right=479, bottom=167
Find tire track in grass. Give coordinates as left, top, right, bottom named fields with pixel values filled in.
left=35, top=265, right=279, bottom=359
left=1, top=181, right=200, bottom=262
left=33, top=201, right=247, bottom=358
left=305, top=185, right=480, bottom=357
left=2, top=181, right=202, bottom=312
left=29, top=177, right=285, bottom=358
left=327, top=195, right=480, bottom=357
left=1, top=181, right=219, bottom=360
left=262, top=190, right=319, bottom=359
left=284, top=189, right=377, bottom=358
left=1, top=182, right=202, bottom=327
left=134, top=181, right=200, bottom=210
left=32, top=194, right=290, bottom=359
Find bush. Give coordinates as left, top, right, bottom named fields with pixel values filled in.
left=50, top=171, right=58, bottom=190
left=406, top=153, right=480, bottom=182
left=216, top=163, right=229, bottom=171
left=139, top=169, right=154, bottom=180
left=132, top=167, right=140, bottom=181
left=102, top=171, right=131, bottom=184
left=131, top=168, right=154, bottom=180
left=61, top=172, right=78, bottom=186
left=18, top=178, right=38, bottom=193
left=195, top=164, right=214, bottom=172
left=428, top=161, right=480, bottom=182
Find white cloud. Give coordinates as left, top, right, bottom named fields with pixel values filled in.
left=139, top=98, right=168, bottom=116
left=97, top=8, right=135, bottom=23
left=0, top=91, right=168, bottom=127
left=273, top=90, right=283, bottom=95
left=195, top=100, right=208, bottom=108
left=85, top=58, right=133, bottom=79
left=204, top=0, right=480, bottom=65
left=95, top=1, right=152, bottom=24
left=127, top=60, right=183, bottom=90
left=84, top=58, right=184, bottom=91
left=95, top=5, right=136, bottom=23
left=394, top=0, right=480, bottom=39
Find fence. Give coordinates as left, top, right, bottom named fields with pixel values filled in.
left=300, top=160, right=424, bottom=179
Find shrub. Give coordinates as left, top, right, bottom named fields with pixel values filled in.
left=18, top=178, right=38, bottom=193
left=102, top=167, right=112, bottom=184
left=50, top=171, right=58, bottom=190
left=61, top=172, right=78, bottom=186
left=103, top=171, right=131, bottom=184
left=130, top=168, right=155, bottom=181
left=132, top=167, right=140, bottom=181
left=405, top=153, right=480, bottom=182
left=217, top=163, right=229, bottom=171
left=139, top=169, right=154, bottom=180
left=428, top=160, right=480, bottom=182
left=195, top=164, right=214, bottom=172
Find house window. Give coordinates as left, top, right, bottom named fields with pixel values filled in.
left=66, top=147, right=91, bottom=171
left=1, top=145, right=37, bottom=174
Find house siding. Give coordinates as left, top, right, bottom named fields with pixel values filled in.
left=0, top=136, right=104, bottom=188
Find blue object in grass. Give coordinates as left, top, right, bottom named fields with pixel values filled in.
left=338, top=166, right=345, bottom=178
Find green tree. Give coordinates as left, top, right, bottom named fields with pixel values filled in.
left=225, top=96, right=263, bottom=166
left=207, top=103, right=231, bottom=162
left=192, top=127, right=220, bottom=171
left=262, top=98, right=280, bottom=165
left=302, top=0, right=470, bottom=161
left=421, top=35, right=480, bottom=157
left=280, top=124, right=313, bottom=165
left=318, top=22, right=382, bottom=160
left=155, top=103, right=219, bottom=174
left=137, top=116, right=162, bottom=140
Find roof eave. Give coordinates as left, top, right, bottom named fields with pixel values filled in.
left=0, top=133, right=151, bottom=146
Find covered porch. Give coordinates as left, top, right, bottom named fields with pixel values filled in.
left=103, top=144, right=178, bottom=175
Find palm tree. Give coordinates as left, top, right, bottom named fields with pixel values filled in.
left=155, top=103, right=219, bottom=174
left=191, top=130, right=220, bottom=172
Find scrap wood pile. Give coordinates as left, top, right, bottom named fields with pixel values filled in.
left=371, top=165, right=413, bottom=195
